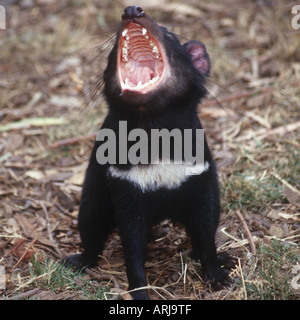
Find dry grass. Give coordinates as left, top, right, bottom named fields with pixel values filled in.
left=0, top=0, right=299, bottom=300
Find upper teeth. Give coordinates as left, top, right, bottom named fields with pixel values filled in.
left=152, top=45, right=159, bottom=53
left=123, top=28, right=161, bottom=60
left=120, top=26, right=162, bottom=81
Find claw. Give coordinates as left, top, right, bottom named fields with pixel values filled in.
left=60, top=253, right=97, bottom=272
left=203, top=254, right=237, bottom=291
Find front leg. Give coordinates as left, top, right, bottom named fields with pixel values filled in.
left=184, top=170, right=230, bottom=289
left=187, top=216, right=230, bottom=290
left=62, top=143, right=114, bottom=271
left=111, top=180, right=151, bottom=300
left=118, top=213, right=150, bottom=300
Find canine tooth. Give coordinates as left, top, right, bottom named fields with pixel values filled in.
left=152, top=45, right=159, bottom=53
left=122, top=29, right=128, bottom=37
left=142, top=28, right=147, bottom=35
left=150, top=77, right=157, bottom=84
left=153, top=76, right=159, bottom=84
left=149, top=40, right=154, bottom=47
left=122, top=55, right=128, bottom=62
left=126, top=35, right=130, bottom=40
left=145, top=35, right=149, bottom=40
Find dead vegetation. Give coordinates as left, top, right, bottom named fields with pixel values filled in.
left=0, top=0, right=299, bottom=300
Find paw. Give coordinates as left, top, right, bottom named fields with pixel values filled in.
left=61, top=253, right=97, bottom=271
left=203, top=253, right=237, bottom=290
left=217, top=253, right=238, bottom=270
left=203, top=264, right=231, bottom=291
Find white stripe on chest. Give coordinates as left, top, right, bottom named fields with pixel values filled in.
left=109, top=162, right=210, bottom=192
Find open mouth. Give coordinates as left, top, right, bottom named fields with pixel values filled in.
left=118, top=22, right=166, bottom=94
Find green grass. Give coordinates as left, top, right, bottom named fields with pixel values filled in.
left=242, top=240, right=300, bottom=300
left=221, top=170, right=282, bottom=213
left=27, top=255, right=109, bottom=300
left=221, top=141, right=299, bottom=214
left=220, top=140, right=299, bottom=300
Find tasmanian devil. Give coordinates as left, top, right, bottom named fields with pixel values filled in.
left=63, top=6, right=231, bottom=300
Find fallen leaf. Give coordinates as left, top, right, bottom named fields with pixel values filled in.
left=292, top=264, right=300, bottom=274
left=49, top=95, right=81, bottom=108
left=4, top=133, right=24, bottom=153
left=7, top=239, right=34, bottom=261
left=246, top=92, right=272, bottom=108
left=66, top=164, right=87, bottom=186
left=269, top=225, right=283, bottom=238
left=283, top=186, right=300, bottom=204
left=14, top=213, right=56, bottom=248
left=43, top=171, right=73, bottom=182
left=291, top=274, right=300, bottom=290
left=278, top=212, right=299, bottom=221
left=25, top=170, right=45, bottom=180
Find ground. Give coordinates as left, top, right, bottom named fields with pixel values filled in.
left=0, top=0, right=299, bottom=300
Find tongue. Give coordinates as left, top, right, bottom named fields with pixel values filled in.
left=131, top=66, right=153, bottom=85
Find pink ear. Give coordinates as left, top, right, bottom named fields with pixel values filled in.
left=183, top=41, right=210, bottom=77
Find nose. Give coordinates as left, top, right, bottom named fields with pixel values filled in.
left=122, top=6, right=145, bottom=20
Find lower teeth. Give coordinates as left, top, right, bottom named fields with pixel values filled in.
left=124, top=76, right=159, bottom=89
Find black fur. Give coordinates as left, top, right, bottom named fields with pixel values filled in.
left=63, top=7, right=230, bottom=300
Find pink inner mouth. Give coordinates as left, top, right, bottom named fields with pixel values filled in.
left=118, top=22, right=166, bottom=94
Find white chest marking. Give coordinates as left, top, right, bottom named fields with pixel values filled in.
left=108, top=162, right=210, bottom=192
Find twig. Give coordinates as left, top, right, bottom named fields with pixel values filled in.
left=39, top=201, right=53, bottom=242
left=202, top=86, right=274, bottom=108
left=125, top=285, right=175, bottom=299
left=85, top=267, right=121, bottom=300
left=49, top=132, right=97, bottom=148
left=235, top=211, right=256, bottom=257
left=10, top=236, right=38, bottom=273
left=151, top=268, right=166, bottom=287
left=245, top=111, right=271, bottom=129
left=55, top=203, right=77, bottom=219
left=219, top=227, right=241, bottom=242
left=271, top=171, right=300, bottom=195
left=236, top=120, right=300, bottom=142
left=8, top=288, right=41, bottom=300
left=238, top=258, right=247, bottom=300
left=12, top=265, right=58, bottom=293
left=85, top=268, right=120, bottom=289
left=257, top=120, right=300, bottom=140
left=39, top=201, right=62, bottom=256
